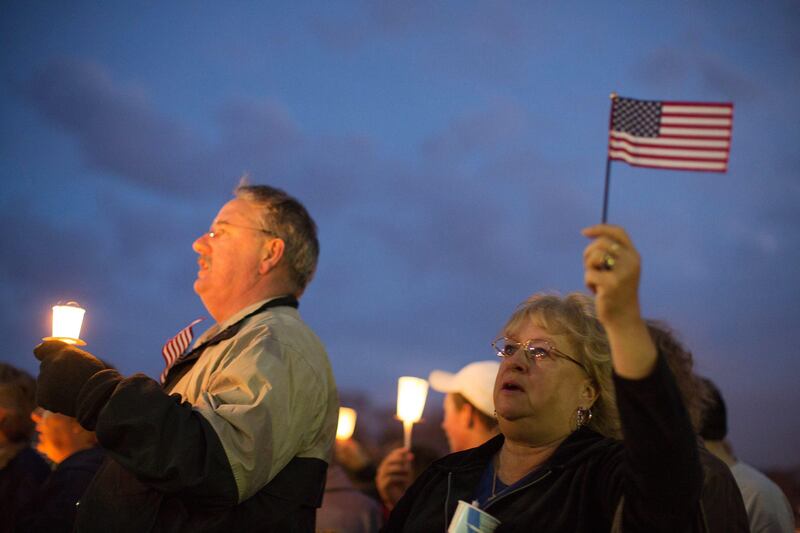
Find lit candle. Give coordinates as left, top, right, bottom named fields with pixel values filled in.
left=396, top=376, right=429, bottom=449
left=336, top=407, right=357, bottom=441
left=44, top=301, right=87, bottom=346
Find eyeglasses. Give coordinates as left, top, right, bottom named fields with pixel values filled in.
left=492, top=337, right=587, bottom=372
left=207, top=222, right=278, bottom=240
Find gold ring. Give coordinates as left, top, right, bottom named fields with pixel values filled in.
left=601, top=253, right=616, bottom=270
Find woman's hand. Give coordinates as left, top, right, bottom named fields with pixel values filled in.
left=581, top=224, right=642, bottom=328
left=582, top=224, right=656, bottom=379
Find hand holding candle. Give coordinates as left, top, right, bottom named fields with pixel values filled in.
left=396, top=376, right=429, bottom=449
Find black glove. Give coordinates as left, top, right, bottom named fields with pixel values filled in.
left=34, top=340, right=106, bottom=417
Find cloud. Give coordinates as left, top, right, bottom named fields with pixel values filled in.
left=306, top=1, right=554, bottom=83
left=215, top=99, right=302, bottom=162
left=18, top=58, right=214, bottom=195
left=17, top=58, right=389, bottom=217
left=309, top=0, right=551, bottom=50
left=633, top=47, right=761, bottom=101
left=420, top=100, right=529, bottom=162
left=696, top=55, right=760, bottom=102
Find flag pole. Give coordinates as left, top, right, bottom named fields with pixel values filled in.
left=601, top=155, right=612, bottom=223
left=601, top=92, right=618, bottom=223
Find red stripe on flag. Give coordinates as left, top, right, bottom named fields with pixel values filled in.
left=659, top=123, right=731, bottom=130
left=610, top=148, right=728, bottom=163
left=608, top=139, right=728, bottom=153
left=660, top=101, right=733, bottom=108
left=607, top=159, right=729, bottom=173
left=655, top=133, right=732, bottom=140
left=661, top=111, right=731, bottom=120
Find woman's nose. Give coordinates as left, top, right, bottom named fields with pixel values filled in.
left=504, top=350, right=530, bottom=372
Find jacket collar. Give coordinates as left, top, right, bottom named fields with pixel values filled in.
left=430, top=427, right=614, bottom=474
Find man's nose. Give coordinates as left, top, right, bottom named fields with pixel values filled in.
left=193, top=232, right=210, bottom=253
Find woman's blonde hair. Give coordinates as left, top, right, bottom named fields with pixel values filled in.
left=502, top=292, right=622, bottom=439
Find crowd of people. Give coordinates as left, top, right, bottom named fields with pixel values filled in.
left=1, top=182, right=795, bottom=532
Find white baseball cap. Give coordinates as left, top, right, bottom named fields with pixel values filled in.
left=428, top=361, right=500, bottom=417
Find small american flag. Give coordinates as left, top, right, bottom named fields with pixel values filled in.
left=160, top=318, right=204, bottom=383
left=608, top=97, right=733, bottom=172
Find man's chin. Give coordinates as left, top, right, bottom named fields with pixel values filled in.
left=193, top=279, right=206, bottom=295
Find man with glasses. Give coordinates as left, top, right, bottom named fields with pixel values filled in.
left=33, top=183, right=338, bottom=532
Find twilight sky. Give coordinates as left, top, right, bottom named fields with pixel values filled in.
left=1, top=1, right=798, bottom=468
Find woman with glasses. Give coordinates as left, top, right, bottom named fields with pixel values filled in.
left=382, top=224, right=703, bottom=532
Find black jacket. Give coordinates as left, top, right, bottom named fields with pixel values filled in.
left=17, top=446, right=105, bottom=532
left=696, top=446, right=749, bottom=533
left=70, top=298, right=329, bottom=532
left=383, top=354, right=706, bottom=533
left=0, top=446, right=50, bottom=533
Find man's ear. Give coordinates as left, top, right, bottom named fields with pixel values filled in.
left=464, top=403, right=476, bottom=429
left=259, top=238, right=286, bottom=275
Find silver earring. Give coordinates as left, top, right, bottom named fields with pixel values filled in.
left=576, top=406, right=592, bottom=428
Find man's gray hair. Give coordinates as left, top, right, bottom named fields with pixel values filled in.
left=234, top=182, right=319, bottom=292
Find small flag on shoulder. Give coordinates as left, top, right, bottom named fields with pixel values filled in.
left=608, top=97, right=733, bottom=172
left=160, top=318, right=204, bottom=383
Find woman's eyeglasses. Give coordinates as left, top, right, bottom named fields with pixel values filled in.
left=492, top=337, right=586, bottom=372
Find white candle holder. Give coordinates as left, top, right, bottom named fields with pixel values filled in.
left=396, top=376, right=429, bottom=449
left=43, top=301, right=86, bottom=346
left=336, top=407, right=357, bottom=441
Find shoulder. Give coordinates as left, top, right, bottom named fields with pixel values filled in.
left=551, top=427, right=621, bottom=469
left=732, top=462, right=796, bottom=531
left=237, top=306, right=332, bottom=383
left=732, top=462, right=789, bottom=501
left=56, top=447, right=105, bottom=473
left=8, top=447, right=50, bottom=479
left=242, top=306, right=326, bottom=358
left=431, top=434, right=504, bottom=472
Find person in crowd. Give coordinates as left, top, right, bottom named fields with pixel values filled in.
left=700, top=378, right=795, bottom=533
left=376, top=360, right=500, bottom=513
left=16, top=409, right=104, bottom=532
left=430, top=361, right=501, bottom=453
left=0, top=364, right=50, bottom=533
left=32, top=182, right=338, bottom=532
left=383, top=224, right=705, bottom=532
left=647, top=322, right=749, bottom=533
left=316, top=459, right=383, bottom=533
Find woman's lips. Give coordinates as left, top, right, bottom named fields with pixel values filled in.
left=500, top=380, right=523, bottom=392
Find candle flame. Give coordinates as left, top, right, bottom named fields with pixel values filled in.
left=396, top=376, right=428, bottom=423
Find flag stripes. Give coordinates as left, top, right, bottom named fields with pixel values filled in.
left=608, top=97, right=733, bottom=172
left=160, top=318, right=204, bottom=383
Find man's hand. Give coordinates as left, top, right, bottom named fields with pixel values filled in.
left=375, top=447, right=414, bottom=511
left=34, top=340, right=106, bottom=417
